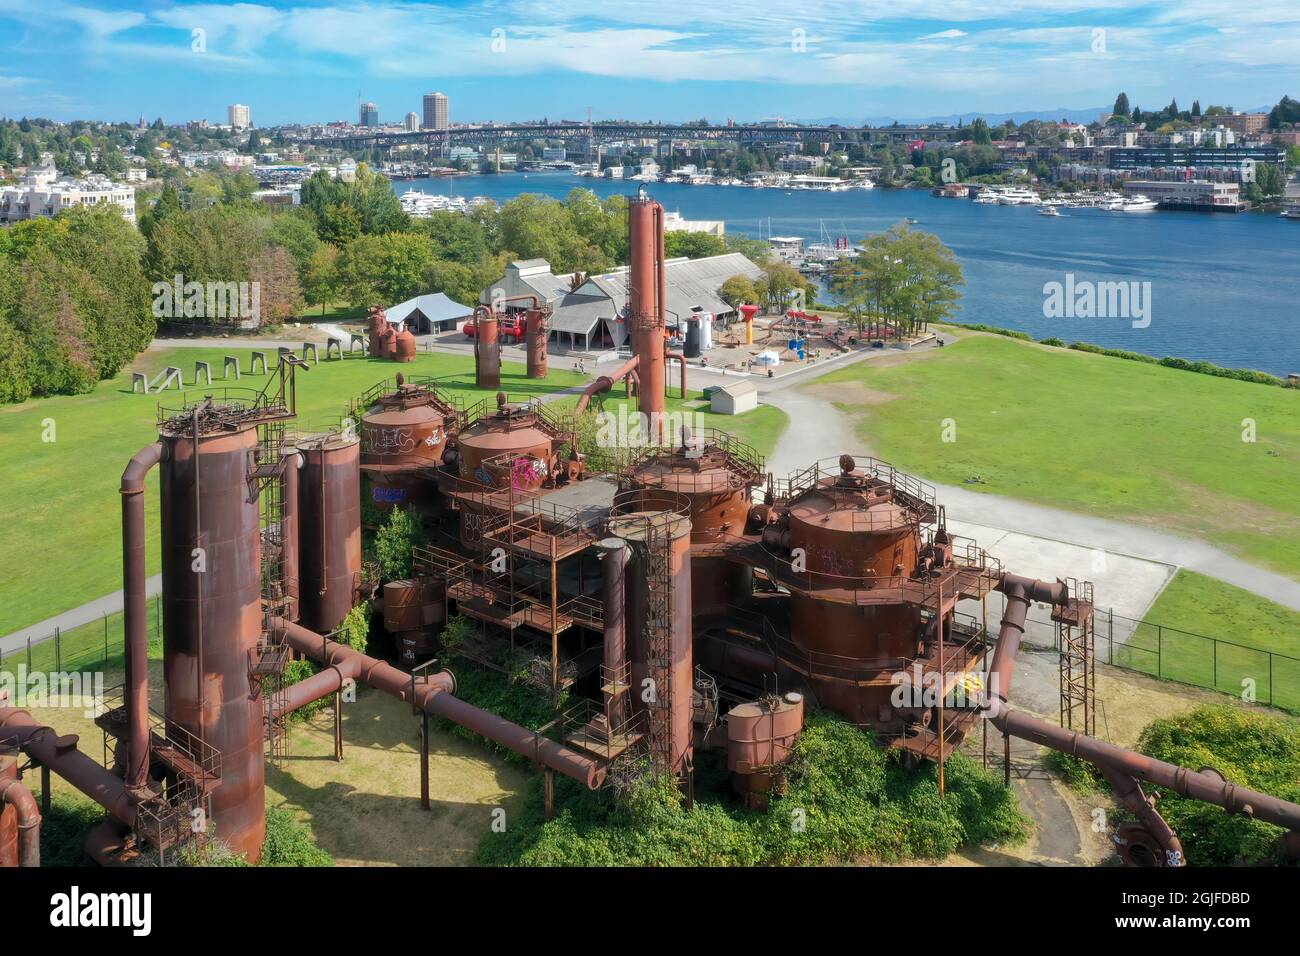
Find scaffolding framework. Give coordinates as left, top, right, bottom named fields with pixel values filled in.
left=1055, top=578, right=1096, bottom=736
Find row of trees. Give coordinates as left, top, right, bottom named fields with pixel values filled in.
left=826, top=224, right=964, bottom=337
left=0, top=207, right=154, bottom=402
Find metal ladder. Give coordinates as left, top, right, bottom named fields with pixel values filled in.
left=253, top=419, right=291, bottom=766
left=1056, top=578, right=1096, bottom=736
left=640, top=520, right=674, bottom=773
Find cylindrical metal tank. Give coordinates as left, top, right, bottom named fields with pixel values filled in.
left=726, top=692, right=804, bottom=772
left=159, top=425, right=265, bottom=861
left=525, top=308, right=548, bottom=378
left=684, top=318, right=701, bottom=358
left=609, top=507, right=693, bottom=775
left=384, top=578, right=445, bottom=664
left=393, top=329, right=417, bottom=363
left=282, top=451, right=301, bottom=620
left=625, top=440, right=761, bottom=618
left=475, top=311, right=500, bottom=388
left=780, top=477, right=925, bottom=727
left=298, top=433, right=362, bottom=634
left=455, top=405, right=558, bottom=493
left=360, top=390, right=448, bottom=512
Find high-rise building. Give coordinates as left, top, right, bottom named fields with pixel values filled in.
left=359, top=102, right=379, bottom=127
left=423, top=92, right=449, bottom=130
left=228, top=104, right=251, bottom=129
left=404, top=111, right=420, bottom=132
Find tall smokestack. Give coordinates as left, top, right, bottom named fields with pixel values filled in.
left=627, top=195, right=666, bottom=440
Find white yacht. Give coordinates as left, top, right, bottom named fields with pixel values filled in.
left=1119, top=195, right=1159, bottom=212
left=972, top=189, right=1003, bottom=205
left=1039, top=206, right=1061, bottom=217
left=998, top=188, right=1041, bottom=205
left=1280, top=203, right=1300, bottom=219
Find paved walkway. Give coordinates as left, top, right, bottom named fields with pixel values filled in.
left=0, top=576, right=162, bottom=658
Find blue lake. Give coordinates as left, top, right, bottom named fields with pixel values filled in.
left=400, top=171, right=1300, bottom=375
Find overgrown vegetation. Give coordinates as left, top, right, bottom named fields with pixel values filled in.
left=1133, top=706, right=1300, bottom=866
left=374, top=506, right=424, bottom=581
left=431, top=654, right=565, bottom=763
left=476, top=713, right=1031, bottom=866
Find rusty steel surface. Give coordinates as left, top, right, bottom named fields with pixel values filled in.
left=394, top=329, right=417, bottom=362
left=525, top=307, right=548, bottom=378
left=455, top=405, right=562, bottom=493
left=160, top=427, right=265, bottom=860
left=474, top=306, right=501, bottom=388
left=627, top=197, right=666, bottom=435
left=121, top=442, right=163, bottom=793
left=726, top=692, right=804, bottom=773
left=282, top=451, right=301, bottom=620
left=297, top=435, right=362, bottom=635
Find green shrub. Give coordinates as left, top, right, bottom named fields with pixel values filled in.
left=476, top=712, right=1031, bottom=866
left=336, top=601, right=370, bottom=652
left=1134, top=706, right=1300, bottom=866
left=281, top=657, right=331, bottom=722
left=374, top=506, right=423, bottom=581
left=260, top=806, right=334, bottom=867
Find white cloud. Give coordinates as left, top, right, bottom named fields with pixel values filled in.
left=918, top=29, right=968, bottom=40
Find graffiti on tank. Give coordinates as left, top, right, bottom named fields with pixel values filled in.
left=362, top=424, right=416, bottom=455
left=804, top=543, right=864, bottom=580
left=511, top=456, right=549, bottom=491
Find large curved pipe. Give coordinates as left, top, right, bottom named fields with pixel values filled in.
left=1098, top=763, right=1184, bottom=866
left=0, top=774, right=40, bottom=867
left=273, top=619, right=606, bottom=788
left=121, top=442, right=163, bottom=794
left=991, top=705, right=1300, bottom=838
left=985, top=573, right=1067, bottom=708
left=0, top=708, right=136, bottom=828
left=574, top=354, right=639, bottom=416
left=664, top=352, right=688, bottom=399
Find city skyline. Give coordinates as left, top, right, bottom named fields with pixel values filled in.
left=0, top=1, right=1295, bottom=126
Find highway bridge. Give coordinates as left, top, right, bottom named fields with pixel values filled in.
left=297, top=122, right=966, bottom=152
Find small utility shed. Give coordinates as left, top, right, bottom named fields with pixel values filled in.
left=711, top=380, right=759, bottom=415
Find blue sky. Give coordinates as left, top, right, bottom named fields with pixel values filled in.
left=0, top=1, right=1293, bottom=125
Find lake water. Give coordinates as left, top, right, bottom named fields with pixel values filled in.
left=400, top=171, right=1300, bottom=375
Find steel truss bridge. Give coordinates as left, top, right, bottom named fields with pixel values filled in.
left=299, top=122, right=965, bottom=152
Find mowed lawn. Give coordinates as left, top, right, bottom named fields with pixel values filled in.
left=551, top=388, right=789, bottom=461
left=1126, top=570, right=1300, bottom=712
left=813, top=333, right=1300, bottom=580
left=0, top=346, right=585, bottom=637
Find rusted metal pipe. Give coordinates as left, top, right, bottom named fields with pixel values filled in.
left=986, top=573, right=1067, bottom=707
left=1098, top=763, right=1185, bottom=866
left=599, top=537, right=629, bottom=726
left=0, top=775, right=40, bottom=867
left=282, top=449, right=302, bottom=621
left=990, top=705, right=1300, bottom=850
left=574, top=354, right=639, bottom=415
left=273, top=619, right=606, bottom=788
left=664, top=352, right=688, bottom=399
left=0, top=708, right=136, bottom=828
left=120, top=441, right=163, bottom=795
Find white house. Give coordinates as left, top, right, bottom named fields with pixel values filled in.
left=711, top=381, right=759, bottom=415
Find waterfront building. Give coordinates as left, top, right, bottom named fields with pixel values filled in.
left=0, top=171, right=137, bottom=224
left=1110, top=145, right=1285, bottom=171
left=663, top=210, right=725, bottom=237
left=423, top=92, right=449, bottom=130
left=1122, top=179, right=1242, bottom=212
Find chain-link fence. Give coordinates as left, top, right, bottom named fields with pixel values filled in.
left=3, top=591, right=1296, bottom=714
left=1020, top=604, right=1300, bottom=713
left=0, top=595, right=163, bottom=681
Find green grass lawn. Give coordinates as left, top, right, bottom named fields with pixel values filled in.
left=813, top=333, right=1300, bottom=580
left=1115, top=570, right=1300, bottom=712
left=551, top=389, right=789, bottom=462
left=0, top=347, right=585, bottom=637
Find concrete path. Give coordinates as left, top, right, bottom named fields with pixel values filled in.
left=760, top=385, right=1300, bottom=616
left=0, top=575, right=162, bottom=658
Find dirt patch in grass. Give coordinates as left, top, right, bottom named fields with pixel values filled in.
left=267, top=688, right=528, bottom=866
left=803, top=380, right=900, bottom=407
